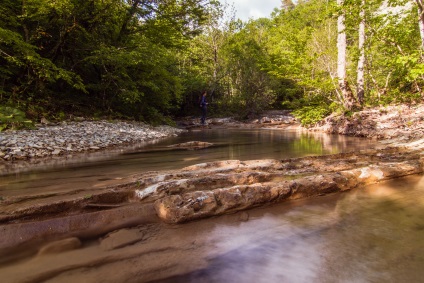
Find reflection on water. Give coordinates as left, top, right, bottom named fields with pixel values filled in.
left=0, top=129, right=377, bottom=198
left=161, top=175, right=424, bottom=283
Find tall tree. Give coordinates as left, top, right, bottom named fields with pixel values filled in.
left=416, top=0, right=424, bottom=49
left=357, top=0, right=366, bottom=105
left=337, top=0, right=358, bottom=110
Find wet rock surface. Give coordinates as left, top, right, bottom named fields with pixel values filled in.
left=167, top=141, right=214, bottom=150
left=1, top=146, right=422, bottom=246
left=151, top=149, right=423, bottom=223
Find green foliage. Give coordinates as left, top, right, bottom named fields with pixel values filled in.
left=292, top=105, right=330, bottom=127
left=0, top=0, right=423, bottom=124
left=0, top=106, right=34, bottom=131
left=217, top=18, right=279, bottom=117
left=0, top=0, right=209, bottom=123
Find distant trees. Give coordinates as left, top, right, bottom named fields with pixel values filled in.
left=1, top=0, right=208, bottom=123
left=1, top=0, right=423, bottom=127
left=267, top=0, right=423, bottom=119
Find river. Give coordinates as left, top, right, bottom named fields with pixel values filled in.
left=1, top=128, right=377, bottom=199
left=3, top=129, right=423, bottom=282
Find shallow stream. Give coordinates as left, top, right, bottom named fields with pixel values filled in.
left=157, top=174, right=424, bottom=283
left=0, top=129, right=377, bottom=198
left=3, top=129, right=423, bottom=282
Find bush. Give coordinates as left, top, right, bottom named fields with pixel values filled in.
left=0, top=106, right=34, bottom=131
left=292, top=105, right=330, bottom=127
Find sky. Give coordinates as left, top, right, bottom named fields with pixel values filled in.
left=230, top=0, right=281, bottom=21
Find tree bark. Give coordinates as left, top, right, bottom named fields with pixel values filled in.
left=337, top=0, right=358, bottom=110
left=416, top=0, right=424, bottom=50
left=22, top=0, right=29, bottom=42
left=357, top=0, right=366, bottom=106
left=117, top=0, right=142, bottom=42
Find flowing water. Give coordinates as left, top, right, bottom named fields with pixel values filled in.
left=3, top=129, right=424, bottom=282
left=1, top=129, right=376, bottom=198
left=157, top=175, right=424, bottom=283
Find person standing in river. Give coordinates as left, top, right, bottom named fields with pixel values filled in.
left=200, top=91, right=208, bottom=125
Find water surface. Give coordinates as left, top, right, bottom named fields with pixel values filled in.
left=158, top=174, right=424, bottom=283
left=1, top=129, right=422, bottom=282
left=0, top=129, right=377, bottom=198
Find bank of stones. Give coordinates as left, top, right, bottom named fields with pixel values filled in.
left=0, top=121, right=184, bottom=162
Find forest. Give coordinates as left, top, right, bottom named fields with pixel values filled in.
left=1, top=0, right=423, bottom=128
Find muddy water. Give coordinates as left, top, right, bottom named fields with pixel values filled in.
left=0, top=129, right=376, bottom=198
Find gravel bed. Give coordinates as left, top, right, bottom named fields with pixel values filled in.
left=0, top=121, right=185, bottom=162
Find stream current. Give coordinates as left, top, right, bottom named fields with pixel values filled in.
left=2, top=129, right=424, bottom=282
left=158, top=174, right=424, bottom=283
left=1, top=129, right=376, bottom=198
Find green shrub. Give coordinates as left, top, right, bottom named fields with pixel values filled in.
left=0, top=106, right=34, bottom=131
left=292, top=105, right=330, bottom=127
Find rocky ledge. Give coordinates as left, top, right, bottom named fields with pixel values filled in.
left=153, top=149, right=422, bottom=223
left=311, top=104, right=424, bottom=142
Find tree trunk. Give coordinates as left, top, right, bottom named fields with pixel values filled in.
left=22, top=0, right=29, bottom=42
left=117, top=0, right=142, bottom=42
left=337, top=0, right=358, bottom=110
left=416, top=0, right=424, bottom=50
left=357, top=0, right=366, bottom=106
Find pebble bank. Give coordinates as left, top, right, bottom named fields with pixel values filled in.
left=0, top=121, right=184, bottom=162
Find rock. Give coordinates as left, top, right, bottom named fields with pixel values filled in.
left=150, top=149, right=423, bottom=224
left=167, top=141, right=214, bottom=150
left=100, top=228, right=145, bottom=251
left=37, top=237, right=81, bottom=256
left=155, top=191, right=218, bottom=223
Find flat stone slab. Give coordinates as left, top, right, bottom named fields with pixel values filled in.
left=167, top=141, right=214, bottom=150
left=154, top=160, right=423, bottom=223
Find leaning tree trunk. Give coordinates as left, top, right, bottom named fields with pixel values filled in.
left=337, top=0, right=358, bottom=111
left=357, top=0, right=366, bottom=106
